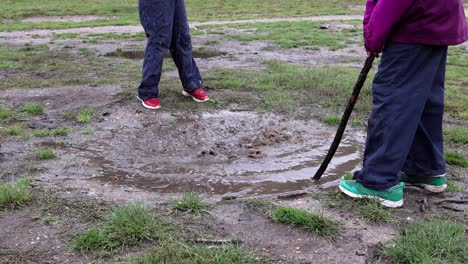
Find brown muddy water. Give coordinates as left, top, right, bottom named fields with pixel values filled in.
left=45, top=110, right=365, bottom=196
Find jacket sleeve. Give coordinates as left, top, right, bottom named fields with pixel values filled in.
left=364, top=0, right=415, bottom=52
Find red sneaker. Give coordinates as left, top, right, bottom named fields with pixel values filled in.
left=137, top=96, right=161, bottom=109
left=182, top=88, right=209, bottom=102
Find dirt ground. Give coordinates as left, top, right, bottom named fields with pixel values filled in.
left=1, top=14, right=467, bottom=264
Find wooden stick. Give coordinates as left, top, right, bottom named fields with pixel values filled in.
left=313, top=55, right=375, bottom=181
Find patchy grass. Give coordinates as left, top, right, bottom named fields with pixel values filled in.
left=444, top=126, right=468, bottom=144
left=81, top=126, right=94, bottom=135
left=51, top=32, right=79, bottom=40
left=0, top=44, right=140, bottom=91
left=205, top=61, right=374, bottom=115
left=0, top=178, right=33, bottom=209
left=72, top=202, right=162, bottom=253
left=82, top=32, right=147, bottom=43
left=0, top=124, right=23, bottom=136
left=78, top=48, right=94, bottom=56
left=128, top=242, right=260, bottom=264
left=51, top=126, right=73, bottom=136
left=351, top=118, right=361, bottom=126
left=354, top=199, right=395, bottom=224
left=225, top=20, right=361, bottom=50
left=0, top=105, right=15, bottom=121
left=315, top=191, right=395, bottom=224
left=32, top=129, right=51, bottom=137
left=343, top=172, right=353, bottom=180
left=34, top=148, right=56, bottom=160
left=32, top=127, right=73, bottom=137
left=445, top=87, right=468, bottom=118
left=270, top=206, right=338, bottom=238
left=383, top=219, right=467, bottom=264
left=0, top=0, right=362, bottom=31
left=445, top=151, right=468, bottom=168
left=21, top=103, right=44, bottom=116
left=446, top=181, right=464, bottom=193
left=322, top=115, right=341, bottom=125
left=172, top=192, right=208, bottom=213
left=261, top=91, right=295, bottom=112
left=76, top=107, right=95, bottom=123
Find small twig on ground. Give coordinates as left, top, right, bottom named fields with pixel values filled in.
left=185, top=238, right=244, bottom=245
left=277, top=191, right=309, bottom=199
left=434, top=199, right=468, bottom=204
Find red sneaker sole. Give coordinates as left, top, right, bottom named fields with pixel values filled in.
left=137, top=96, right=161, bottom=110
left=182, top=90, right=209, bottom=102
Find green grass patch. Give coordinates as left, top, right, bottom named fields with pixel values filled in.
left=225, top=20, right=362, bottom=50
left=445, top=87, right=468, bottom=117
left=0, top=104, right=15, bottom=121
left=315, top=191, right=395, bottom=224
left=32, top=127, right=73, bottom=137
left=445, top=151, right=468, bottom=167
left=383, top=219, right=467, bottom=264
left=0, top=178, right=33, bottom=209
left=51, top=32, right=79, bottom=40
left=343, top=172, right=353, bottom=180
left=0, top=123, right=23, bottom=136
left=32, top=129, right=51, bottom=137
left=22, top=103, right=44, bottom=116
left=128, top=242, right=260, bottom=264
left=459, top=111, right=468, bottom=120
left=270, top=206, right=338, bottom=238
left=0, top=0, right=362, bottom=31
left=261, top=91, right=295, bottom=112
left=172, top=192, right=208, bottom=213
left=321, top=115, right=341, bottom=125
left=34, top=148, right=56, bottom=160
left=0, top=44, right=140, bottom=91
left=76, top=107, right=95, bottom=123
left=81, top=126, right=94, bottom=135
left=79, top=48, right=94, bottom=56
left=446, top=181, right=464, bottom=193
left=51, top=126, right=73, bottom=136
left=82, top=32, right=147, bottom=43
left=354, top=199, right=394, bottom=224
left=444, top=126, right=468, bottom=144
left=71, top=202, right=162, bottom=253
left=205, top=61, right=374, bottom=115
left=351, top=118, right=361, bottom=126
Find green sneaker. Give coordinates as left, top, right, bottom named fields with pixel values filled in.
left=399, top=171, right=447, bottom=193
left=339, top=180, right=404, bottom=208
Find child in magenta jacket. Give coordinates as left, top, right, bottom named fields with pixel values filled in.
left=339, top=0, right=468, bottom=208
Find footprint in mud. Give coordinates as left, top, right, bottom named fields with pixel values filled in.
left=248, top=150, right=266, bottom=159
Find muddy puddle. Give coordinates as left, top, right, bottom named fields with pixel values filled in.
left=43, top=110, right=365, bottom=196
left=105, top=48, right=227, bottom=60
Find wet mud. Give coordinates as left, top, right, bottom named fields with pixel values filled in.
left=0, top=84, right=364, bottom=197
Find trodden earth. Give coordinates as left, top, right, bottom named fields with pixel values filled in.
left=1, top=1, right=467, bottom=263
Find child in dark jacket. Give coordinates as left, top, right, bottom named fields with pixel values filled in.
left=339, top=0, right=468, bottom=208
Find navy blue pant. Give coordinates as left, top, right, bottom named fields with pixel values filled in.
left=355, top=42, right=447, bottom=190
left=138, top=0, right=202, bottom=100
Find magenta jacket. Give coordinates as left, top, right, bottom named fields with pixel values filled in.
left=364, top=0, right=468, bottom=52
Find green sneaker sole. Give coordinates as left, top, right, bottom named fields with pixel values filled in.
left=405, top=182, right=447, bottom=193
left=339, top=184, right=404, bottom=208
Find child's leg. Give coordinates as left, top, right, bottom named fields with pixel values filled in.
left=354, top=42, right=447, bottom=190
left=170, top=0, right=203, bottom=91
left=402, top=46, right=448, bottom=178
left=138, top=0, right=175, bottom=100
